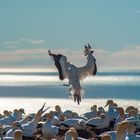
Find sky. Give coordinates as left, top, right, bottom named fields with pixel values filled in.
left=0, top=0, right=140, bottom=71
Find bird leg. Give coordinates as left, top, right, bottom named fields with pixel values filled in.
left=74, top=93, right=81, bottom=105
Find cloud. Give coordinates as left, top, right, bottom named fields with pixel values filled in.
left=48, top=46, right=140, bottom=70
left=0, top=48, right=49, bottom=66
left=95, top=46, right=140, bottom=70
left=135, top=10, right=140, bottom=14
left=2, top=38, right=47, bottom=49
left=0, top=46, right=140, bottom=70
left=31, top=40, right=46, bottom=45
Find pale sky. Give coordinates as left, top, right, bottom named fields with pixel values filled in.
left=0, top=0, right=140, bottom=70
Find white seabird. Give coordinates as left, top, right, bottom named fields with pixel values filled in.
left=116, top=118, right=140, bottom=140
left=114, top=107, right=125, bottom=131
left=49, top=44, right=97, bottom=104
left=6, top=121, right=23, bottom=137
left=22, top=103, right=50, bottom=137
left=80, top=105, right=98, bottom=119
left=86, top=113, right=110, bottom=129
left=0, top=110, right=16, bottom=126
left=19, top=114, right=34, bottom=125
left=104, top=100, right=118, bottom=121
left=42, top=113, right=59, bottom=140
left=60, top=118, right=86, bottom=129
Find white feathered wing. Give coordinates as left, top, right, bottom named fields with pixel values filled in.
left=59, top=55, right=97, bottom=105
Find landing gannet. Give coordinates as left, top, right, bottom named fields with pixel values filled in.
left=49, top=45, right=97, bottom=104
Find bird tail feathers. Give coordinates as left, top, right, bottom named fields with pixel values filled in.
left=68, top=87, right=85, bottom=105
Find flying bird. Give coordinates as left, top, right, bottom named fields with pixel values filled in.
left=48, top=44, right=97, bottom=104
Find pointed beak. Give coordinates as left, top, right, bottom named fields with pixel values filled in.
left=43, top=106, right=51, bottom=113
left=104, top=103, right=108, bottom=108
left=41, top=103, right=46, bottom=111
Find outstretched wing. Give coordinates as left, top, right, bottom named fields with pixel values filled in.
left=59, top=55, right=69, bottom=80
left=77, top=62, right=97, bottom=81
left=48, top=50, right=71, bottom=80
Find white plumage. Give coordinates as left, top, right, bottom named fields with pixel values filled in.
left=49, top=44, right=97, bottom=104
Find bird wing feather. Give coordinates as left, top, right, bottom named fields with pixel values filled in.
left=77, top=63, right=97, bottom=81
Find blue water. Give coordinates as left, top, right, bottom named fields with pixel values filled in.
left=0, top=71, right=139, bottom=100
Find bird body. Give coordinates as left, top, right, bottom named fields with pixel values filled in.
left=114, top=107, right=125, bottom=130
left=105, top=100, right=119, bottom=120
left=86, top=113, right=110, bottom=129
left=116, top=118, right=140, bottom=140
left=22, top=103, right=49, bottom=137
left=80, top=110, right=98, bottom=119
left=6, top=121, right=23, bottom=137
left=0, top=114, right=16, bottom=126
left=42, top=120, right=59, bottom=140
left=49, top=44, right=97, bottom=104
left=60, top=118, right=86, bottom=129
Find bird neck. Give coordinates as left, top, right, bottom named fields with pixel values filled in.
left=87, top=53, right=95, bottom=66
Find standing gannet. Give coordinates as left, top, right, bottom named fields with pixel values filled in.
left=48, top=44, right=97, bottom=104
left=104, top=100, right=118, bottom=121
left=54, top=105, right=62, bottom=118
left=86, top=113, right=110, bottom=129
left=42, top=113, right=59, bottom=140
left=6, top=121, right=23, bottom=137
left=0, top=110, right=16, bottom=126
left=116, top=118, right=140, bottom=140
left=80, top=105, right=98, bottom=119
left=60, top=118, right=86, bottom=129
left=22, top=103, right=50, bottom=137
left=63, top=110, right=73, bottom=119
left=15, top=109, right=25, bottom=121
left=114, top=107, right=125, bottom=131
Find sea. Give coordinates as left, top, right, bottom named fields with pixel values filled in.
left=0, top=69, right=140, bottom=115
